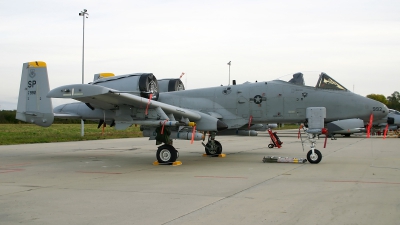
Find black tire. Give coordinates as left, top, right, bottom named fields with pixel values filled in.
left=307, top=149, right=322, bottom=164
left=139, top=74, right=159, bottom=100
left=205, top=140, right=222, bottom=155
left=156, top=145, right=177, bottom=163
left=268, top=144, right=274, bottom=148
left=168, top=79, right=185, bottom=92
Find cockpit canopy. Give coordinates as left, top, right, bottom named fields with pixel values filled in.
left=288, top=72, right=305, bottom=85
left=315, top=72, right=347, bottom=91
left=286, top=72, right=348, bottom=91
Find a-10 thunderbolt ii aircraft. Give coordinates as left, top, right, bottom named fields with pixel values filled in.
left=16, top=61, right=390, bottom=164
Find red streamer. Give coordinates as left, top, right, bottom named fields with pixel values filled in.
left=161, top=120, right=168, bottom=134
left=383, top=124, right=389, bottom=139
left=297, top=125, right=303, bottom=139
left=366, top=113, right=373, bottom=138
left=145, top=94, right=153, bottom=115
left=191, top=126, right=196, bottom=144
left=248, top=115, right=253, bottom=130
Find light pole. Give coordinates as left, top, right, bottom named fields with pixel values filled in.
left=79, top=9, right=89, bottom=136
left=227, top=61, right=231, bottom=85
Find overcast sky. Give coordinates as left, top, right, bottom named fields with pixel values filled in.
left=1, top=0, right=399, bottom=110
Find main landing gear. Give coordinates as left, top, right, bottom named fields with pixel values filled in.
left=155, top=131, right=225, bottom=165
left=202, top=132, right=223, bottom=156
left=156, top=144, right=178, bottom=163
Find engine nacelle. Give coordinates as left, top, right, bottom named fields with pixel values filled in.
left=158, top=79, right=185, bottom=92
left=91, top=73, right=159, bottom=100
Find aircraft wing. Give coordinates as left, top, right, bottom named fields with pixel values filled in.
left=47, top=84, right=225, bottom=131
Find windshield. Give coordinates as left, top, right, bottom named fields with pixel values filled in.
left=315, top=73, right=348, bottom=91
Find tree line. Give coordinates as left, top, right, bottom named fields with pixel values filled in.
left=367, top=91, right=400, bottom=111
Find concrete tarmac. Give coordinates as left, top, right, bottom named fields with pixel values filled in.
left=0, top=131, right=399, bottom=225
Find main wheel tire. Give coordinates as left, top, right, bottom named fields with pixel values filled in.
left=156, top=145, right=177, bottom=163
left=139, top=74, right=159, bottom=100
left=307, top=149, right=322, bottom=164
left=205, top=140, right=222, bottom=155
left=268, top=144, right=274, bottom=148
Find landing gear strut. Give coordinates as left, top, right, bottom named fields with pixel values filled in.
left=305, top=132, right=323, bottom=164
left=202, top=132, right=223, bottom=155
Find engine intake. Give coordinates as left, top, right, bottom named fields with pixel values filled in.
left=158, top=79, right=185, bottom=92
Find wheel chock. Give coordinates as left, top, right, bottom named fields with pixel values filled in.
left=202, top=153, right=226, bottom=158
left=153, top=161, right=182, bottom=166
left=262, top=156, right=307, bottom=163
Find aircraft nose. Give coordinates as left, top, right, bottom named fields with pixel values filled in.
left=377, top=103, right=389, bottom=118
left=217, top=120, right=228, bottom=131
left=361, top=96, right=388, bottom=121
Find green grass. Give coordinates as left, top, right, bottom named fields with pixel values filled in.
left=0, top=123, right=300, bottom=145
left=0, top=124, right=143, bottom=145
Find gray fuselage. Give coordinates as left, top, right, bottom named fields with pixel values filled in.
left=157, top=80, right=388, bottom=129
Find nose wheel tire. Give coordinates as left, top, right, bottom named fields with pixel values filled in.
left=156, top=145, right=178, bottom=163
left=268, top=144, right=274, bottom=148
left=307, top=149, right=322, bottom=164
left=205, top=140, right=222, bottom=155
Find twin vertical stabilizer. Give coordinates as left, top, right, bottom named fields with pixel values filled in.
left=16, top=61, right=54, bottom=127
